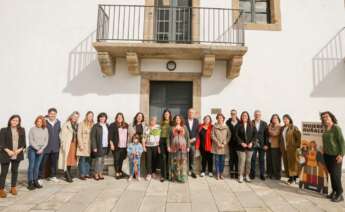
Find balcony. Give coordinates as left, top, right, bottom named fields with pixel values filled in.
left=93, top=4, right=247, bottom=79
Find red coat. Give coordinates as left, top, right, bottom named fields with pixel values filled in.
left=196, top=124, right=213, bottom=152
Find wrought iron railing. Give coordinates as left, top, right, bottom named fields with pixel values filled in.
left=96, top=4, right=245, bottom=46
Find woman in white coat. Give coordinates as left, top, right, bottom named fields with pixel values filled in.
left=58, top=111, right=80, bottom=182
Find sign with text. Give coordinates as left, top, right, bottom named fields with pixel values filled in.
left=297, top=122, right=328, bottom=194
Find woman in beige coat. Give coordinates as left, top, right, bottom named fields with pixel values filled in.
left=211, top=113, right=231, bottom=180
left=58, top=111, right=80, bottom=183
left=77, top=111, right=94, bottom=180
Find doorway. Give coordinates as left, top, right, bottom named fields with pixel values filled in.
left=149, top=81, right=193, bottom=121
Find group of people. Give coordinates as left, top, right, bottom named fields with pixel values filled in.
left=0, top=107, right=344, bottom=203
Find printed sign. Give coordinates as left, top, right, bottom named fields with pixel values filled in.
left=297, top=122, right=328, bottom=194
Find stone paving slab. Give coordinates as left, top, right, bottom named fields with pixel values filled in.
left=0, top=175, right=344, bottom=212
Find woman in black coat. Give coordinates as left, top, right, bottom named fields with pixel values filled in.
left=91, top=113, right=109, bottom=181
left=109, top=113, right=129, bottom=179
left=0, top=115, right=26, bottom=198
left=236, top=111, right=257, bottom=183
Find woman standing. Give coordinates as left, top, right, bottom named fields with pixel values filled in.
left=0, top=115, right=26, bottom=197
left=129, top=112, right=147, bottom=177
left=212, top=113, right=231, bottom=180
left=225, top=109, right=240, bottom=178
left=143, top=117, right=161, bottom=180
left=196, top=115, right=213, bottom=177
left=91, top=113, right=109, bottom=181
left=129, top=112, right=147, bottom=137
left=77, top=111, right=94, bottom=180
left=58, top=111, right=80, bottom=183
left=321, top=111, right=345, bottom=202
left=281, top=114, right=301, bottom=184
left=27, top=116, right=48, bottom=190
left=236, top=111, right=257, bottom=183
left=159, top=109, right=172, bottom=182
left=167, top=115, right=190, bottom=183
left=109, top=113, right=129, bottom=180
left=266, top=114, right=282, bottom=180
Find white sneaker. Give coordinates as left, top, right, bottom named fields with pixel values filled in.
left=245, top=175, right=251, bottom=182
left=208, top=173, right=213, bottom=177
left=146, top=175, right=152, bottom=181
left=238, top=176, right=244, bottom=183
left=38, top=179, right=43, bottom=185
left=200, top=172, right=205, bottom=177
left=49, top=177, right=59, bottom=183
left=137, top=177, right=141, bottom=181
left=128, top=176, right=133, bottom=182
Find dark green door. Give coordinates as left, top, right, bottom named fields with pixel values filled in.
left=149, top=81, right=193, bottom=122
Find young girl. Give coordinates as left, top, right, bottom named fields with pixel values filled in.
left=127, top=133, right=144, bottom=181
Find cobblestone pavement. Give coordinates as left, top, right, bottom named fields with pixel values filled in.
left=1, top=171, right=345, bottom=212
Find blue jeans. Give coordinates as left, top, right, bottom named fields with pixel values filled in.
left=78, top=156, right=91, bottom=177
left=215, top=154, right=225, bottom=175
left=250, top=148, right=265, bottom=177
left=28, top=147, right=44, bottom=182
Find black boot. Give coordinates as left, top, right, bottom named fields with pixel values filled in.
left=34, top=180, right=43, bottom=189
left=65, top=167, right=73, bottom=183
left=287, top=177, right=293, bottom=184
left=327, top=191, right=336, bottom=199
left=27, top=181, right=36, bottom=191
left=332, top=193, right=344, bottom=202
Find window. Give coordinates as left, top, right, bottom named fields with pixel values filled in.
left=233, top=0, right=281, bottom=31
left=155, top=0, right=192, bottom=43
left=240, top=0, right=270, bottom=24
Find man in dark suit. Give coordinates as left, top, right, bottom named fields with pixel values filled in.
left=186, top=108, right=199, bottom=178
left=250, top=110, right=268, bottom=180
left=226, top=109, right=240, bottom=179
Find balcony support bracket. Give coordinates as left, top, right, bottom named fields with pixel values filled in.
left=227, top=56, right=243, bottom=79
left=202, top=54, right=215, bottom=77
left=127, top=52, right=141, bottom=75
left=97, top=52, right=116, bottom=76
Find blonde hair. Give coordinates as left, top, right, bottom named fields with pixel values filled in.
left=68, top=111, right=80, bottom=122
left=83, top=111, right=94, bottom=127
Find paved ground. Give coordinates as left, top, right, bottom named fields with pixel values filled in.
left=1, top=171, right=345, bottom=212
left=0, top=159, right=345, bottom=212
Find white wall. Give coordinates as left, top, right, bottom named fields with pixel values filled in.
left=202, top=0, right=345, bottom=129
left=0, top=0, right=344, bottom=133
left=0, top=0, right=144, bottom=128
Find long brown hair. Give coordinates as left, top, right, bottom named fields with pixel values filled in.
left=115, top=112, right=128, bottom=128
left=270, top=114, right=281, bottom=126
left=35, top=115, right=47, bottom=129
left=7, top=114, right=22, bottom=129
left=172, top=115, right=185, bottom=127
left=133, top=112, right=145, bottom=126
left=240, top=111, right=253, bottom=127
left=161, top=109, right=172, bottom=124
